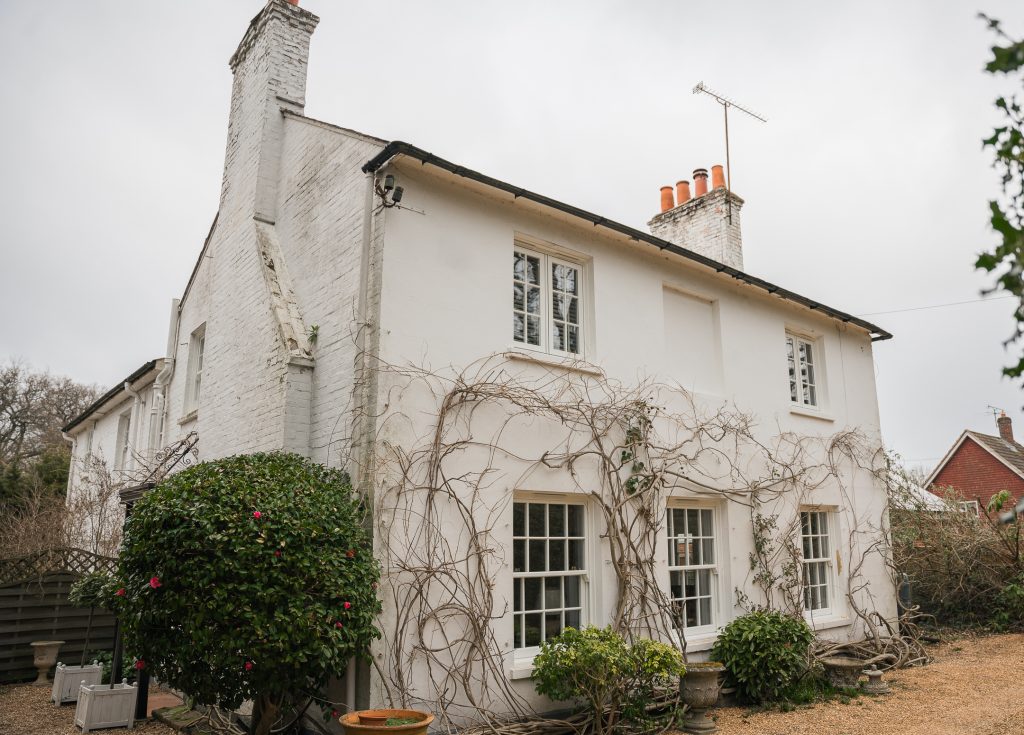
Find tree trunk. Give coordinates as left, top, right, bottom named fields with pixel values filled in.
left=252, top=694, right=282, bottom=735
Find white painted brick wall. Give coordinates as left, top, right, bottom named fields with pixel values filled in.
left=647, top=187, right=745, bottom=270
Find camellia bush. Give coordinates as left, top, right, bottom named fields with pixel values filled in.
left=105, top=452, right=381, bottom=735
left=711, top=609, right=814, bottom=704
left=532, top=626, right=684, bottom=735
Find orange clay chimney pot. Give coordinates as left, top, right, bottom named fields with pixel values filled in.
left=286, top=0, right=300, bottom=5
left=660, top=186, right=675, bottom=212
left=711, top=165, right=725, bottom=190
left=676, top=180, right=692, bottom=205
left=693, top=168, right=709, bottom=197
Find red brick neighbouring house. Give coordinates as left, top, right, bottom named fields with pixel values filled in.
left=925, top=412, right=1024, bottom=514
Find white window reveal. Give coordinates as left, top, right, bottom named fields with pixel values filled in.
left=800, top=510, right=833, bottom=613
left=512, top=500, right=586, bottom=651
left=667, top=507, right=717, bottom=630
left=184, top=324, right=206, bottom=414
left=114, top=411, right=132, bottom=472
left=513, top=248, right=582, bottom=356
left=786, top=334, right=818, bottom=407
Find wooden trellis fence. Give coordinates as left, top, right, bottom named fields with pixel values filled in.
left=0, top=548, right=117, bottom=683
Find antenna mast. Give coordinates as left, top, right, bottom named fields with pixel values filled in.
left=692, top=81, right=767, bottom=199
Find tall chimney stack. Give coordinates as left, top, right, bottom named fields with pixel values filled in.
left=222, top=0, right=319, bottom=222
left=648, top=163, right=745, bottom=270
left=998, top=411, right=1014, bottom=443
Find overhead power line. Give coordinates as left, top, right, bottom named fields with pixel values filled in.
left=857, top=295, right=1014, bottom=317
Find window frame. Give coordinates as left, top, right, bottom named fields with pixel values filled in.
left=799, top=509, right=836, bottom=618
left=512, top=244, right=585, bottom=358
left=666, top=503, right=720, bottom=636
left=511, top=495, right=590, bottom=660
left=114, top=410, right=132, bottom=472
left=183, top=324, right=206, bottom=415
left=786, top=332, right=820, bottom=409
left=958, top=499, right=980, bottom=517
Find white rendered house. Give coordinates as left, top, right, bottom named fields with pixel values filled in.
left=64, top=0, right=897, bottom=723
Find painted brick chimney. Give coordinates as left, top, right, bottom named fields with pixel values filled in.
left=998, top=411, right=1014, bottom=443
left=221, top=0, right=319, bottom=223
left=647, top=167, right=745, bottom=270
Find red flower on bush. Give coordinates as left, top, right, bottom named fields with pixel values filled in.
left=343, top=601, right=351, bottom=610
left=245, top=661, right=254, bottom=671
left=253, top=511, right=262, bottom=519
left=274, top=550, right=281, bottom=557
left=335, top=621, right=343, bottom=629
left=346, top=549, right=355, bottom=559
left=149, top=576, right=162, bottom=589
left=135, top=660, right=145, bottom=670
left=332, top=710, right=341, bottom=719
left=115, top=588, right=126, bottom=597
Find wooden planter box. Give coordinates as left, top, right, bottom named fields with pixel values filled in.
left=74, top=681, right=137, bottom=732
left=51, top=662, right=103, bottom=705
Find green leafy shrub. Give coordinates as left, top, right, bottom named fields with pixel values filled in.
left=69, top=571, right=114, bottom=609
left=532, top=626, right=684, bottom=735
left=106, top=452, right=381, bottom=735
left=711, top=609, right=814, bottom=703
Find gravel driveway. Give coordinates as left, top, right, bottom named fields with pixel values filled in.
left=3, top=634, right=1023, bottom=735
left=0, top=684, right=175, bottom=735
left=712, top=633, right=1024, bottom=735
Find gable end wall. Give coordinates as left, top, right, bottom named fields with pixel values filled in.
left=930, top=437, right=1024, bottom=508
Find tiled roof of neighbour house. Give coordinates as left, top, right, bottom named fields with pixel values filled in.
left=966, top=431, right=1024, bottom=480
left=361, top=140, right=893, bottom=342
left=62, top=359, right=160, bottom=434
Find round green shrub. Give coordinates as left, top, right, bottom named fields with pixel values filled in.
left=533, top=626, right=684, bottom=735
left=710, top=609, right=814, bottom=703
left=107, top=452, right=381, bottom=734
left=69, top=571, right=114, bottom=608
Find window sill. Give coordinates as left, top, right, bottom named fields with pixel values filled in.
left=178, top=410, right=198, bottom=426
left=508, top=656, right=537, bottom=680
left=504, top=348, right=603, bottom=377
left=789, top=405, right=834, bottom=422
left=804, top=614, right=851, bottom=632
left=681, top=631, right=719, bottom=653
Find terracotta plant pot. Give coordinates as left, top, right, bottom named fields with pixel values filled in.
left=681, top=662, right=725, bottom=734
left=340, top=709, right=434, bottom=735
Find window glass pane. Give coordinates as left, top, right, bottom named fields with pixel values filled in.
left=568, top=505, right=584, bottom=536
left=527, top=286, right=541, bottom=315
left=513, top=540, right=525, bottom=573
left=564, top=576, right=580, bottom=607
left=513, top=282, right=525, bottom=311
left=528, top=540, right=545, bottom=572
left=513, top=313, right=525, bottom=343
left=567, top=326, right=579, bottom=354
left=514, top=579, right=522, bottom=612
left=513, top=503, right=525, bottom=536
left=526, top=316, right=541, bottom=345
left=529, top=503, right=546, bottom=536
left=699, top=596, right=712, bottom=626
left=524, top=613, right=542, bottom=646
left=545, top=577, right=561, bottom=609
left=569, top=539, right=585, bottom=570
left=565, top=609, right=581, bottom=631
left=702, top=537, right=714, bottom=565
left=552, top=322, right=566, bottom=352
left=545, top=612, right=562, bottom=641
left=548, top=504, right=565, bottom=536
left=549, top=539, right=566, bottom=571
left=524, top=578, right=542, bottom=611
left=526, top=255, right=540, bottom=285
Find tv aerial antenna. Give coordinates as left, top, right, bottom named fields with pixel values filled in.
left=692, top=82, right=767, bottom=211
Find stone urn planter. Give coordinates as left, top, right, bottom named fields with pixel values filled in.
left=681, top=662, right=725, bottom=734
left=51, top=661, right=103, bottom=704
left=339, top=709, right=434, bottom=735
left=74, top=680, right=138, bottom=733
left=29, top=640, right=65, bottom=685
left=819, top=656, right=864, bottom=688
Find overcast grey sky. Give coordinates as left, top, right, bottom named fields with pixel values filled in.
left=0, top=1, right=1021, bottom=473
